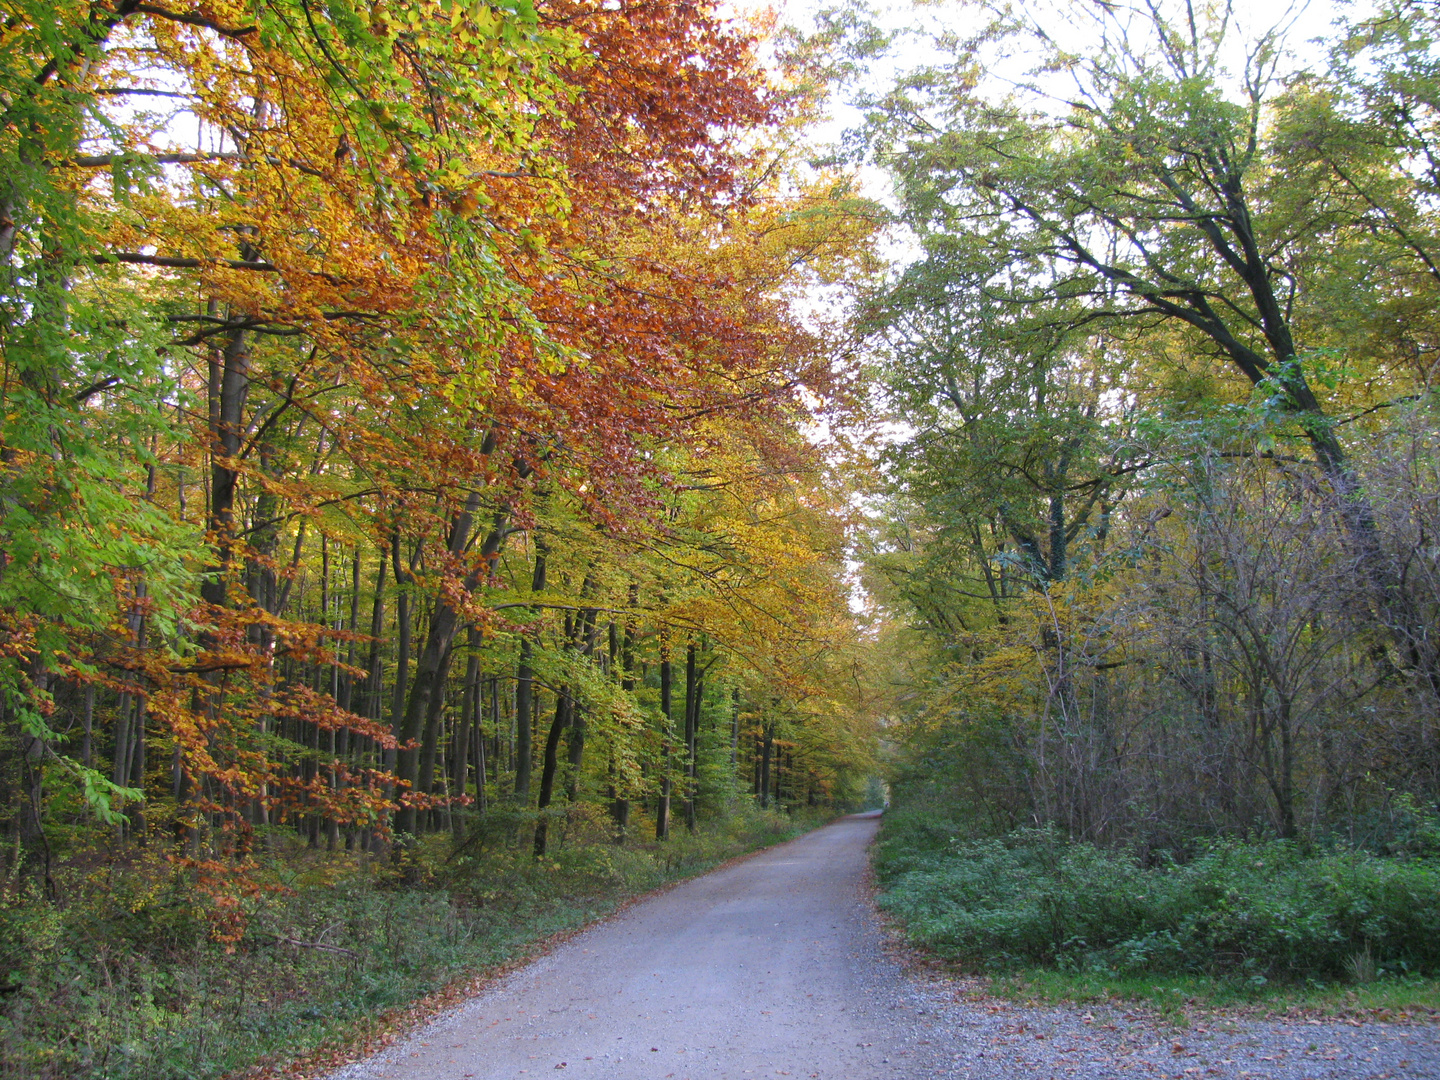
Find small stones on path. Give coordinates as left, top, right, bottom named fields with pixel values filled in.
left=895, top=975, right=1440, bottom=1080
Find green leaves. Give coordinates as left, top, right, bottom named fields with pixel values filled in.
left=70, top=762, right=143, bottom=826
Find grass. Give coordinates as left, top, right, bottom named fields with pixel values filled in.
left=0, top=802, right=820, bottom=1080
left=873, top=802, right=1440, bottom=1018
left=977, top=968, right=1440, bottom=1021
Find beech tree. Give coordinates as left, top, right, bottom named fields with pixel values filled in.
left=0, top=0, right=877, bottom=888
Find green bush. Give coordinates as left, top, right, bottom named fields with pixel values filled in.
left=0, top=803, right=813, bottom=1080
left=875, top=822, right=1440, bottom=980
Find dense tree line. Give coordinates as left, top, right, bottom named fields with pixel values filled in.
left=852, top=0, right=1440, bottom=850
left=0, top=0, right=876, bottom=913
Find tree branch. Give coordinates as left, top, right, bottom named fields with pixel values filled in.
left=101, top=252, right=279, bottom=272
left=133, top=3, right=256, bottom=39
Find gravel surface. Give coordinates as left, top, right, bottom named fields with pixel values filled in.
left=327, top=813, right=1439, bottom=1080
left=901, top=975, right=1440, bottom=1079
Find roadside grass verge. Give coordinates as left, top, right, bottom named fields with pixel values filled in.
left=0, top=803, right=818, bottom=1080
left=873, top=804, right=1440, bottom=1017
left=978, top=968, right=1440, bottom=1022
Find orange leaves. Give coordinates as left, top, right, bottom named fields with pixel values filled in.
left=4, top=0, right=874, bottom=855
left=178, top=855, right=267, bottom=948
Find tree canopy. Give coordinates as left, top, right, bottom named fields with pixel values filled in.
left=846, top=0, right=1440, bottom=844
left=0, top=0, right=878, bottom=900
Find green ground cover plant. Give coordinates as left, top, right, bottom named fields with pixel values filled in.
left=984, top=968, right=1440, bottom=1019
left=874, top=804, right=1440, bottom=997
left=0, top=804, right=812, bottom=1080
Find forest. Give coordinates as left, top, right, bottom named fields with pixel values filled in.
left=0, top=1, right=877, bottom=1074
left=854, top=0, right=1440, bottom=1000
left=2, top=0, right=1440, bottom=1075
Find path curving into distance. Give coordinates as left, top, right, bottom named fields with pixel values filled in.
left=331, top=812, right=1440, bottom=1080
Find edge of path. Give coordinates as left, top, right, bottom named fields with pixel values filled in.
left=228, top=816, right=851, bottom=1080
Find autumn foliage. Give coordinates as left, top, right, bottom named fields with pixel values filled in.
left=0, top=0, right=874, bottom=936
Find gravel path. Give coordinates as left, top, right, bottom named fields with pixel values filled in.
left=901, top=975, right=1440, bottom=1079
left=327, top=812, right=1439, bottom=1080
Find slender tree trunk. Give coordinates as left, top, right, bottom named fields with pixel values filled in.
left=533, top=693, right=570, bottom=856
left=656, top=650, right=672, bottom=840
left=340, top=547, right=362, bottom=713
left=80, top=684, right=94, bottom=770
left=565, top=595, right=597, bottom=809
left=413, top=640, right=454, bottom=831
left=513, top=534, right=547, bottom=802
left=490, top=676, right=502, bottom=791
left=565, top=705, right=586, bottom=803
left=759, top=721, right=774, bottom=809
left=200, top=325, right=250, bottom=610
left=365, top=552, right=388, bottom=722
left=321, top=537, right=342, bottom=851
left=18, top=667, right=48, bottom=858
left=112, top=694, right=132, bottom=794
left=683, top=643, right=699, bottom=833
left=387, top=533, right=416, bottom=826
left=753, top=730, right=761, bottom=795
left=452, top=628, right=480, bottom=834
left=612, top=590, right=638, bottom=833
left=472, top=663, right=487, bottom=813
left=730, top=688, right=739, bottom=770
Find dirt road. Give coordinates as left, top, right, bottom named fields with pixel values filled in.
left=332, top=811, right=943, bottom=1080
left=331, top=812, right=1439, bottom=1080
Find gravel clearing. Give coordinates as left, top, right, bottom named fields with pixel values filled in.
left=326, top=812, right=1439, bottom=1080
left=899, top=973, right=1440, bottom=1079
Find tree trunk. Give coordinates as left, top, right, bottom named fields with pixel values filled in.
left=340, top=547, right=362, bottom=713
left=683, top=643, right=699, bottom=833
left=473, top=668, right=487, bottom=813
left=514, top=534, right=547, bottom=802
left=656, top=650, right=673, bottom=841
left=612, top=590, right=638, bottom=833
left=759, top=721, right=774, bottom=809
left=565, top=706, right=587, bottom=804
left=387, top=533, right=416, bottom=827
left=565, top=595, right=598, bottom=808
left=365, top=552, right=388, bottom=723
left=533, top=692, right=570, bottom=856
left=730, top=688, right=739, bottom=769
left=413, top=639, right=455, bottom=831
left=453, top=628, right=480, bottom=833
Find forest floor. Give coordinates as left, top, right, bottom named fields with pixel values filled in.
left=321, top=812, right=1440, bottom=1080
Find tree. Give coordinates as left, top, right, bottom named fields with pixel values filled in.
left=846, top=0, right=1440, bottom=753
left=861, top=247, right=1139, bottom=599
left=0, top=0, right=879, bottom=885
left=859, top=0, right=1414, bottom=531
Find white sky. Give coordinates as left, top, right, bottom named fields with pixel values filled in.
left=760, top=0, right=1362, bottom=148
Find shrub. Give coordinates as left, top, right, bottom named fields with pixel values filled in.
left=875, top=820, right=1440, bottom=980
left=0, top=804, right=815, bottom=1079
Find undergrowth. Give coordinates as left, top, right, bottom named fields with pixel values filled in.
left=874, top=802, right=1440, bottom=1005
left=0, top=802, right=813, bottom=1080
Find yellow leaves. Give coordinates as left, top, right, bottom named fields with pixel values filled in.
left=448, top=0, right=499, bottom=37
left=959, top=644, right=1041, bottom=703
